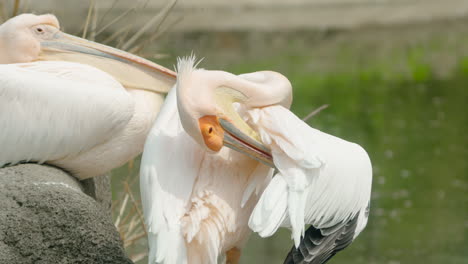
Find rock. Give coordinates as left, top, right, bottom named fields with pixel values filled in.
left=82, top=173, right=112, bottom=216
left=0, top=164, right=132, bottom=264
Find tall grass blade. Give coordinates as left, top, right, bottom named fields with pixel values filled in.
left=121, top=0, right=177, bottom=51
left=82, top=0, right=95, bottom=39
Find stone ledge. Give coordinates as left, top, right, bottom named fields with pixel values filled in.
left=0, top=164, right=132, bottom=264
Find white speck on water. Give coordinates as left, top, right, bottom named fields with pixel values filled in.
left=451, top=179, right=465, bottom=188
left=389, top=209, right=399, bottom=219
left=432, top=96, right=442, bottom=106
left=373, top=165, right=380, bottom=175
left=371, top=192, right=380, bottom=199
left=417, top=167, right=426, bottom=175
left=430, top=120, right=440, bottom=128
left=375, top=208, right=385, bottom=216
left=448, top=144, right=458, bottom=152
left=392, top=190, right=408, bottom=199
left=437, top=190, right=446, bottom=200
left=377, top=176, right=386, bottom=185
left=401, top=169, right=411, bottom=178
left=393, top=189, right=410, bottom=199
left=395, top=119, right=406, bottom=128
left=404, top=200, right=412, bottom=208
left=385, top=149, right=394, bottom=159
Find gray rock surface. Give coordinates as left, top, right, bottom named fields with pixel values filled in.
left=82, top=173, right=112, bottom=216
left=0, top=164, right=132, bottom=264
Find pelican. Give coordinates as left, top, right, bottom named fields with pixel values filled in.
left=0, top=14, right=176, bottom=179
left=247, top=107, right=372, bottom=264
left=141, top=56, right=372, bottom=264
left=139, top=57, right=287, bottom=263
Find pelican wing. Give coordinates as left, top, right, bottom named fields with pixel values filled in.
left=247, top=105, right=372, bottom=249
left=140, top=88, right=204, bottom=264
left=0, top=61, right=134, bottom=168
left=283, top=213, right=360, bottom=264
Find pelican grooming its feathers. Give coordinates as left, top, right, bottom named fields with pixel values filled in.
left=140, top=56, right=287, bottom=264
left=141, top=56, right=372, bottom=264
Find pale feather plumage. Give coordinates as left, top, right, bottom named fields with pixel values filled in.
left=0, top=14, right=173, bottom=179
left=246, top=105, right=372, bottom=263
left=141, top=88, right=273, bottom=264
left=142, top=57, right=371, bottom=264
left=0, top=62, right=131, bottom=167
left=140, top=88, right=195, bottom=264
left=0, top=61, right=165, bottom=179
left=0, top=14, right=59, bottom=63
left=140, top=58, right=275, bottom=264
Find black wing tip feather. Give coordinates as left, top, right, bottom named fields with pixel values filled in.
left=284, top=251, right=294, bottom=264
left=283, top=214, right=360, bottom=264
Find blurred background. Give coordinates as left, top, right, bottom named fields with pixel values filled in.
left=1, top=0, right=467, bottom=263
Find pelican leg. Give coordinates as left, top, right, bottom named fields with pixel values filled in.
left=226, top=247, right=241, bottom=264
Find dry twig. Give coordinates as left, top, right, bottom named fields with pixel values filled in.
left=129, top=15, right=182, bottom=54
left=121, top=0, right=177, bottom=51
left=95, top=7, right=135, bottom=37
left=124, top=182, right=147, bottom=236
left=114, top=193, right=129, bottom=228
left=130, top=252, right=148, bottom=263
left=302, top=104, right=329, bottom=121
left=12, top=0, right=20, bottom=17
left=82, top=0, right=95, bottom=39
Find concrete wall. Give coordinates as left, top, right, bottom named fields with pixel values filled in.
left=9, top=0, right=468, bottom=32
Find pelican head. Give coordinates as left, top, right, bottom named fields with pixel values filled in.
left=176, top=56, right=292, bottom=167
left=0, top=13, right=175, bottom=92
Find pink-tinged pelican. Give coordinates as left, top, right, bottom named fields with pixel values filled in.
left=0, top=14, right=176, bottom=179
left=141, top=56, right=372, bottom=264
left=139, top=57, right=288, bottom=264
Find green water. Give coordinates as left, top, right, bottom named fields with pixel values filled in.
left=233, top=55, right=468, bottom=264
left=112, top=25, right=468, bottom=263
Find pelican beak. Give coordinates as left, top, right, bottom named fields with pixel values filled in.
left=204, top=87, right=275, bottom=167
left=38, top=31, right=176, bottom=93
left=219, top=118, right=275, bottom=168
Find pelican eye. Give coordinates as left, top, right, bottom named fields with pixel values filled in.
left=198, top=115, right=224, bottom=152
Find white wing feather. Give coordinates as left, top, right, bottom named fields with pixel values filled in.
left=248, top=106, right=372, bottom=247
left=0, top=61, right=134, bottom=167
left=140, top=88, right=205, bottom=264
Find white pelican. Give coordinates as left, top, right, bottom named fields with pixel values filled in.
left=0, top=14, right=176, bottom=179
left=247, top=107, right=372, bottom=264
left=141, top=56, right=372, bottom=264
left=139, top=57, right=288, bottom=263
